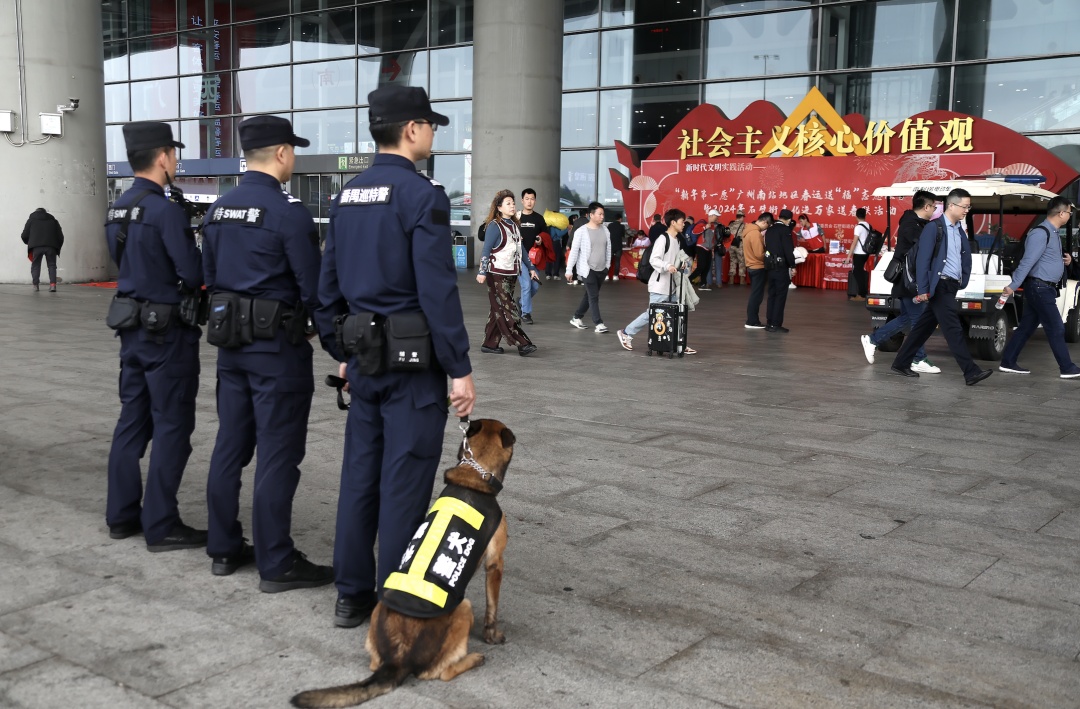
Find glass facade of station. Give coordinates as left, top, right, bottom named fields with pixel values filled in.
left=102, top=0, right=1080, bottom=214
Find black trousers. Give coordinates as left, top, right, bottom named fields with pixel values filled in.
left=746, top=268, right=766, bottom=325
left=690, top=250, right=712, bottom=284
left=893, top=279, right=980, bottom=378
left=852, top=254, right=869, bottom=297
left=766, top=269, right=791, bottom=326
left=31, top=246, right=58, bottom=285
left=573, top=269, right=606, bottom=324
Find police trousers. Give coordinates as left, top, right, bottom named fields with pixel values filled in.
left=107, top=327, right=200, bottom=544
left=334, top=366, right=449, bottom=599
left=206, top=339, right=315, bottom=579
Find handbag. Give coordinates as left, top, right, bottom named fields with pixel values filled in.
left=883, top=256, right=904, bottom=284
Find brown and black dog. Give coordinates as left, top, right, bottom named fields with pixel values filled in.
left=291, top=418, right=515, bottom=709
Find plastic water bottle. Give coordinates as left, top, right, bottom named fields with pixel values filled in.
left=995, top=293, right=1009, bottom=310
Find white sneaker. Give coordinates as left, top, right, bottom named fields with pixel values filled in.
left=617, top=329, right=632, bottom=350
left=789, top=283, right=797, bottom=289
left=604, top=276, right=610, bottom=281
left=860, top=335, right=876, bottom=364
left=613, top=275, right=619, bottom=281
left=595, top=323, right=609, bottom=333
left=569, top=317, right=587, bottom=329
left=545, top=275, right=551, bottom=280
left=911, top=359, right=941, bottom=374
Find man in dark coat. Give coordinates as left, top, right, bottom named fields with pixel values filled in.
left=21, top=208, right=65, bottom=292
left=859, top=190, right=940, bottom=372
left=763, top=209, right=797, bottom=332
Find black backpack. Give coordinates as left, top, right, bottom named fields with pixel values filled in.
left=860, top=222, right=885, bottom=255
left=637, top=234, right=668, bottom=283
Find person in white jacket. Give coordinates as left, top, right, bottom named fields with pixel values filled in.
left=616, top=208, right=697, bottom=354
left=566, top=202, right=613, bottom=333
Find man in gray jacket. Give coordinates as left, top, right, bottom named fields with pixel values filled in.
left=566, top=202, right=612, bottom=333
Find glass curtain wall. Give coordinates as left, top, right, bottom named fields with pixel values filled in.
left=103, top=1, right=1080, bottom=212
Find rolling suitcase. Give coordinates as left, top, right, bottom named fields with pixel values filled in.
left=646, top=277, right=688, bottom=358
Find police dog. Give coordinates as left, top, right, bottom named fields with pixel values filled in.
left=291, top=419, right=514, bottom=709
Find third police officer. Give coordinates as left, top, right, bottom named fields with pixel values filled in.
left=202, top=116, right=334, bottom=592
left=316, top=85, right=476, bottom=628
left=104, top=121, right=205, bottom=552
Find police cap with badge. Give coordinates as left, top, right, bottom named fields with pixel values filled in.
left=239, top=115, right=310, bottom=151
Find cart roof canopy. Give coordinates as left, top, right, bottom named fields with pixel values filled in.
left=872, top=179, right=1058, bottom=213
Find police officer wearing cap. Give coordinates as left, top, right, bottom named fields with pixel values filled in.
left=104, top=121, right=205, bottom=551
left=316, top=85, right=476, bottom=627
left=201, top=116, right=335, bottom=592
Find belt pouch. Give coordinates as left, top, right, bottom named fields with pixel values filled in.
left=105, top=295, right=141, bottom=331
left=177, top=290, right=208, bottom=327
left=140, top=302, right=174, bottom=335
left=385, top=312, right=431, bottom=372
left=339, top=312, right=386, bottom=376
left=251, top=299, right=283, bottom=340
left=206, top=292, right=248, bottom=348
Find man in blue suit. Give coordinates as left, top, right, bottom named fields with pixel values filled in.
left=891, top=188, right=993, bottom=385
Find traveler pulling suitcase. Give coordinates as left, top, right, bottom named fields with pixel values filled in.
left=647, top=274, right=688, bottom=358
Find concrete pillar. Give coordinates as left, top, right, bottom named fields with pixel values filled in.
left=0, top=0, right=108, bottom=283
left=471, top=0, right=563, bottom=231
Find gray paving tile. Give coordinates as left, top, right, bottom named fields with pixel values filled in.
left=0, top=658, right=168, bottom=709
left=863, top=626, right=1080, bottom=709
left=0, top=631, right=52, bottom=675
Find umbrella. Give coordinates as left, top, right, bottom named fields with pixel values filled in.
left=544, top=209, right=569, bottom=231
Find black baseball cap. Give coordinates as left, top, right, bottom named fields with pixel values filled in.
left=123, top=121, right=184, bottom=152
left=368, top=85, right=449, bottom=126
left=778, top=209, right=794, bottom=220
left=239, top=115, right=310, bottom=150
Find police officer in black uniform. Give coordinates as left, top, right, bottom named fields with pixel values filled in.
left=104, top=121, right=205, bottom=551
left=201, top=116, right=334, bottom=592
left=316, top=85, right=476, bottom=627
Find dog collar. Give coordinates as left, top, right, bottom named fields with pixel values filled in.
left=459, top=417, right=503, bottom=493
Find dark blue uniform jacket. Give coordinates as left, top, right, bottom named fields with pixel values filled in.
left=201, top=171, right=324, bottom=353
left=316, top=153, right=471, bottom=378
left=105, top=176, right=202, bottom=303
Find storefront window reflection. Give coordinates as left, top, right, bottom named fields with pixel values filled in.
left=105, top=84, right=130, bottom=123
left=130, top=78, right=179, bottom=121
left=105, top=42, right=129, bottom=83
left=294, top=59, right=357, bottom=109
left=293, top=108, right=356, bottom=154
left=180, top=116, right=234, bottom=158
left=820, top=0, right=950, bottom=71
left=601, top=0, right=700, bottom=26
left=957, top=0, right=1080, bottom=61
left=431, top=153, right=470, bottom=207
left=179, top=0, right=231, bottom=31
left=954, top=57, right=1080, bottom=133
left=181, top=72, right=233, bottom=116
left=628, top=84, right=698, bottom=146
left=130, top=35, right=179, bottom=80
left=431, top=0, right=473, bottom=46
left=705, top=10, right=815, bottom=80
left=566, top=0, right=600, bottom=31
left=820, top=68, right=947, bottom=128
left=102, top=0, right=127, bottom=42
left=601, top=22, right=701, bottom=87
left=564, top=33, right=599, bottom=90
left=560, top=150, right=597, bottom=206
left=432, top=100, right=472, bottom=152
left=106, top=125, right=127, bottom=162
left=598, top=88, right=630, bottom=146
left=597, top=149, right=624, bottom=208
left=128, top=0, right=177, bottom=37
left=430, top=46, right=472, bottom=100
left=704, top=76, right=810, bottom=119
left=235, top=66, right=292, bottom=112
left=358, top=51, right=428, bottom=99
left=706, top=0, right=812, bottom=16
left=293, top=10, right=357, bottom=62
left=179, top=28, right=233, bottom=75
left=358, top=0, right=427, bottom=54
left=234, top=18, right=291, bottom=69
left=233, top=0, right=291, bottom=23
left=563, top=92, right=598, bottom=148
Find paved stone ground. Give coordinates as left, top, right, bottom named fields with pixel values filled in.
left=2, top=275, right=1079, bottom=709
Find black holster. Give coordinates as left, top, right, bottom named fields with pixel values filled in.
left=206, top=291, right=253, bottom=348
left=105, top=295, right=141, bottom=331
left=178, top=289, right=209, bottom=327
left=335, top=312, right=386, bottom=376
left=282, top=303, right=310, bottom=346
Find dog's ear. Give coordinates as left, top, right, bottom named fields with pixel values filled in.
left=500, top=427, right=516, bottom=449
left=467, top=419, right=483, bottom=437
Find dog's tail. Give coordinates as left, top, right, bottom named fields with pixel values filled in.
left=290, top=664, right=410, bottom=709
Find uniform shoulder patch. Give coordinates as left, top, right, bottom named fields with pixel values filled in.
left=106, top=205, right=146, bottom=224
left=339, top=185, right=393, bottom=206
left=428, top=177, right=444, bottom=189
left=283, top=190, right=303, bottom=204
left=209, top=206, right=266, bottom=226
